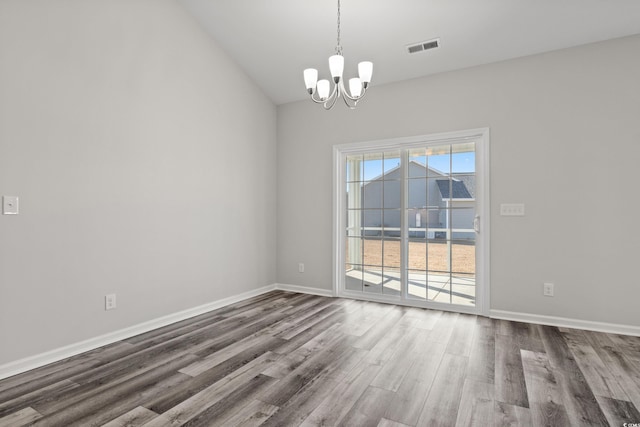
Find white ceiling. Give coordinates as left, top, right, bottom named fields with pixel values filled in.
left=179, top=0, right=640, bottom=105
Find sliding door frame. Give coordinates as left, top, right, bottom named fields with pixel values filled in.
left=332, top=128, right=491, bottom=316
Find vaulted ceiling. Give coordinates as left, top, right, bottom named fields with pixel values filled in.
left=180, top=0, right=640, bottom=105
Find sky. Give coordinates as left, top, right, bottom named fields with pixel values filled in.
left=348, top=151, right=475, bottom=181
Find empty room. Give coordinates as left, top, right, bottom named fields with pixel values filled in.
left=1, top=0, right=640, bottom=426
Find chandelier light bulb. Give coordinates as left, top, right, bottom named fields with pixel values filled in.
left=358, top=61, right=373, bottom=86
left=328, top=55, right=345, bottom=83
left=303, top=68, right=318, bottom=93
left=349, top=78, right=363, bottom=98
left=317, top=79, right=330, bottom=100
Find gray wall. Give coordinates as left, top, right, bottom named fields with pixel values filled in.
left=277, top=34, right=640, bottom=326
left=0, top=0, right=277, bottom=365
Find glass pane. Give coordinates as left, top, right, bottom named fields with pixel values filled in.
left=427, top=144, right=451, bottom=176
left=449, top=174, right=475, bottom=200
left=363, top=266, right=383, bottom=293
left=408, top=148, right=427, bottom=177
left=427, top=177, right=448, bottom=209
left=426, top=208, right=446, bottom=236
left=408, top=208, right=427, bottom=238
left=383, top=151, right=401, bottom=176
left=363, top=209, right=382, bottom=237
left=363, top=153, right=383, bottom=181
left=428, top=271, right=450, bottom=302
left=383, top=267, right=401, bottom=296
left=382, top=239, right=401, bottom=268
left=452, top=241, right=475, bottom=275
left=408, top=178, right=426, bottom=209
left=407, top=269, right=427, bottom=299
left=362, top=180, right=382, bottom=210
left=407, top=239, right=427, bottom=270
left=383, top=180, right=401, bottom=209
left=363, top=238, right=382, bottom=267
left=453, top=231, right=476, bottom=242
left=451, top=142, right=475, bottom=174
left=427, top=241, right=449, bottom=272
left=426, top=208, right=446, bottom=239
left=383, top=210, right=401, bottom=237
left=346, top=237, right=363, bottom=265
left=450, top=208, right=475, bottom=237
left=452, top=273, right=476, bottom=306
left=345, top=264, right=363, bottom=292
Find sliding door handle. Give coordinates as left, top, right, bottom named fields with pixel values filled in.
left=474, top=215, right=480, bottom=233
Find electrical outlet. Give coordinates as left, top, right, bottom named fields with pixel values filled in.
left=105, top=294, right=117, bottom=310
left=2, top=196, right=19, bottom=215
left=543, top=283, right=554, bottom=297
left=298, top=263, right=305, bottom=273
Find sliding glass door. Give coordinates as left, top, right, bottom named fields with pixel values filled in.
left=335, top=130, right=488, bottom=314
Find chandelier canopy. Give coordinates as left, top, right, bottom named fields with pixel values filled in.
left=303, top=0, right=373, bottom=110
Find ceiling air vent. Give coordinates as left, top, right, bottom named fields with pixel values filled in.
left=407, top=38, right=440, bottom=54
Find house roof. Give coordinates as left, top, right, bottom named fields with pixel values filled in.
left=455, top=174, right=476, bottom=198
left=436, top=177, right=475, bottom=199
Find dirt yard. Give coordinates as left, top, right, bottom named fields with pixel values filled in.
left=347, top=238, right=475, bottom=274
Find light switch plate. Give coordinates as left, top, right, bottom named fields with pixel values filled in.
left=2, top=196, right=19, bottom=215
left=500, top=203, right=525, bottom=216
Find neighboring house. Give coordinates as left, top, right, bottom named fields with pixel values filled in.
left=360, top=161, right=475, bottom=239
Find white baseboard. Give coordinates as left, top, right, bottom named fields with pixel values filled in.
left=274, top=283, right=335, bottom=298
left=0, top=285, right=277, bottom=381
left=490, top=309, right=640, bottom=337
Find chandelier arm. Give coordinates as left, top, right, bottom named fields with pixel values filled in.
left=334, top=81, right=356, bottom=109
left=341, top=94, right=358, bottom=109
left=322, top=83, right=340, bottom=109
left=330, top=80, right=339, bottom=100
left=323, top=92, right=340, bottom=110
left=310, top=95, right=328, bottom=104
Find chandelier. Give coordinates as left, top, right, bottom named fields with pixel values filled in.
left=303, top=0, right=373, bottom=110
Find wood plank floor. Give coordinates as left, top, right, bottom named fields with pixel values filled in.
left=1, top=291, right=639, bottom=426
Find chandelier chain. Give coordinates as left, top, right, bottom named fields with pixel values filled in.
left=335, top=0, right=343, bottom=55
